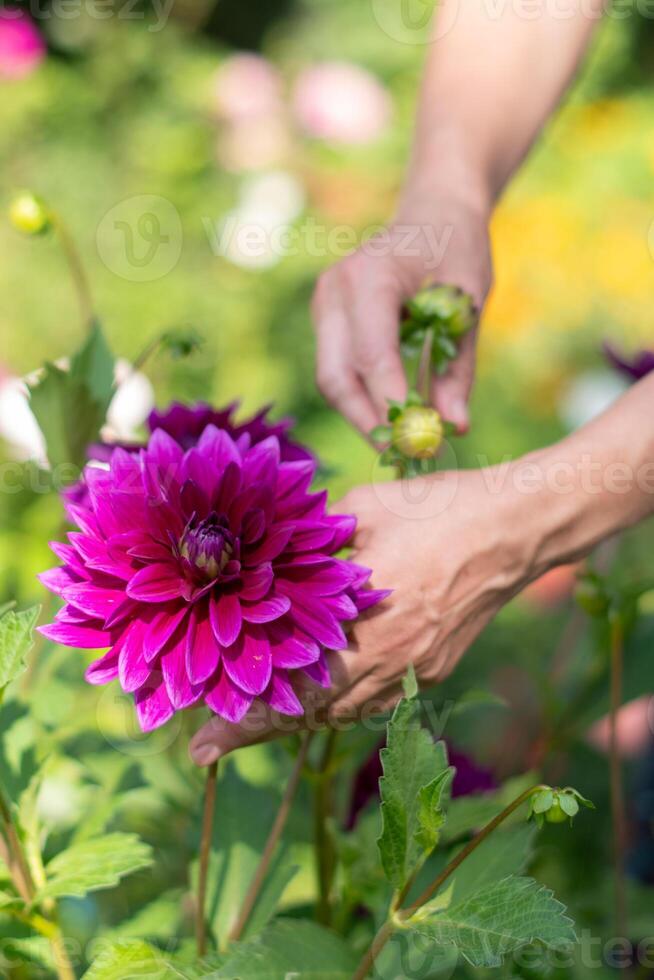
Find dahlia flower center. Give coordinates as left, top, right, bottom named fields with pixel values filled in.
left=179, top=513, right=236, bottom=580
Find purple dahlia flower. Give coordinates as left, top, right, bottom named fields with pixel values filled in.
left=39, top=427, right=388, bottom=732
left=148, top=401, right=313, bottom=463
left=604, top=343, right=654, bottom=383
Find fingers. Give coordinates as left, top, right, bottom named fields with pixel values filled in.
left=431, top=327, right=478, bottom=433
left=189, top=704, right=304, bottom=767
left=313, top=296, right=379, bottom=436
left=312, top=260, right=407, bottom=436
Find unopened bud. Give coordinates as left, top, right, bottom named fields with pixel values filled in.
left=392, top=406, right=443, bottom=460
left=9, top=192, right=51, bottom=236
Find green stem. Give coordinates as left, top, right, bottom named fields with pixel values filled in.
left=314, top=728, right=339, bottom=926
left=416, top=327, right=434, bottom=405
left=229, top=732, right=313, bottom=943
left=51, top=213, right=94, bottom=332
left=609, top=615, right=627, bottom=940
left=196, top=760, right=218, bottom=958
left=0, top=789, right=34, bottom=903
left=351, top=785, right=548, bottom=980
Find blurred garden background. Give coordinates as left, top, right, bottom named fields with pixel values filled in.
left=1, top=0, right=654, bottom=975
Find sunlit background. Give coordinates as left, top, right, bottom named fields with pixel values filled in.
left=1, top=0, right=654, bottom=967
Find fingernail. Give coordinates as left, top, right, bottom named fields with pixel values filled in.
left=449, top=399, right=469, bottom=432
left=190, top=743, right=219, bottom=767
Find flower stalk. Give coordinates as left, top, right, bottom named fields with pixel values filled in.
left=196, top=759, right=218, bottom=957
left=609, top=613, right=627, bottom=940
left=351, top=784, right=549, bottom=980
left=51, top=212, right=95, bottom=332
left=229, top=732, right=314, bottom=943
left=314, top=728, right=339, bottom=926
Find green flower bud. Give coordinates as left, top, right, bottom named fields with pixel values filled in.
left=407, top=285, right=476, bottom=338
left=9, top=192, right=51, bottom=236
left=544, top=800, right=569, bottom=824
left=392, top=406, right=443, bottom=460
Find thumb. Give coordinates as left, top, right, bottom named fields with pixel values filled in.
left=431, top=328, right=477, bottom=434
left=189, top=704, right=304, bottom=766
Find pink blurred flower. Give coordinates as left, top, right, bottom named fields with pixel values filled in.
left=212, top=53, right=283, bottom=122
left=0, top=9, right=45, bottom=81
left=292, top=62, right=391, bottom=145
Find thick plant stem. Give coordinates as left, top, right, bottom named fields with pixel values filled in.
left=229, top=732, right=314, bottom=943
left=196, top=760, right=218, bottom=958
left=52, top=214, right=94, bottom=331
left=314, top=728, right=339, bottom=926
left=351, top=785, right=547, bottom=980
left=609, top=615, right=627, bottom=940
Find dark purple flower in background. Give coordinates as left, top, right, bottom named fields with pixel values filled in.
left=604, top=343, right=654, bottom=384
left=148, top=402, right=313, bottom=463
left=40, top=426, right=388, bottom=732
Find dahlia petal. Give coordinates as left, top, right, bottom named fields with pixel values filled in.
left=182, top=448, right=220, bottom=508
left=109, top=446, right=142, bottom=489
left=180, top=478, right=209, bottom=520
left=276, top=460, right=315, bottom=500
left=241, top=594, right=291, bottom=624
left=104, top=597, right=139, bottom=630
left=135, top=676, right=175, bottom=732
left=284, top=522, right=335, bottom=552
left=187, top=605, right=221, bottom=685
left=242, top=436, right=280, bottom=486
left=127, top=564, right=186, bottom=603
left=328, top=515, right=357, bottom=552
left=301, top=654, right=332, bottom=688
left=85, top=649, right=120, bottom=685
left=268, top=621, right=320, bottom=668
left=210, top=592, right=242, bottom=647
left=239, top=563, right=273, bottom=600
left=64, top=503, right=101, bottom=538
left=214, top=461, right=243, bottom=514
left=354, top=588, right=393, bottom=612
left=241, top=508, right=266, bottom=544
left=49, top=541, right=79, bottom=566
left=143, top=605, right=189, bottom=663
left=277, top=489, right=328, bottom=523
left=288, top=597, right=347, bottom=650
left=38, top=621, right=112, bottom=649
left=117, top=621, right=151, bottom=693
left=262, top=671, right=303, bottom=716
left=161, top=630, right=203, bottom=710
left=222, top=625, right=272, bottom=696
left=195, top=424, right=241, bottom=473
left=205, top=665, right=253, bottom=722
left=323, top=593, right=359, bottom=620
left=147, top=428, right=184, bottom=471
left=276, top=559, right=359, bottom=597
left=72, top=531, right=134, bottom=581
left=38, top=566, right=78, bottom=596
left=245, top=523, right=295, bottom=563
left=62, top=583, right=126, bottom=621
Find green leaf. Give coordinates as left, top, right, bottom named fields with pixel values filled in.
left=212, top=920, right=358, bottom=978
left=378, top=682, right=453, bottom=890
left=28, top=323, right=115, bottom=472
left=104, top=890, right=183, bottom=941
left=0, top=889, right=20, bottom=909
left=38, top=832, right=152, bottom=900
left=83, top=941, right=172, bottom=979
left=0, top=605, right=39, bottom=692
left=558, top=793, right=579, bottom=818
left=409, top=875, right=576, bottom=968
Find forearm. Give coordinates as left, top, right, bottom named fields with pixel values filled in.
left=512, top=375, right=654, bottom=578
left=400, top=0, right=603, bottom=215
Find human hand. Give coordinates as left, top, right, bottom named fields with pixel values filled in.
left=311, top=192, right=492, bottom=438
left=189, top=468, right=529, bottom=766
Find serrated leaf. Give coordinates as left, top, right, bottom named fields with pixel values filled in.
left=28, top=323, right=115, bottom=471
left=39, top=833, right=152, bottom=900
left=409, top=875, right=576, bottom=968
left=83, top=941, right=171, bottom=979
left=211, top=920, right=357, bottom=978
left=378, top=685, right=453, bottom=890
left=0, top=605, right=39, bottom=692
left=414, top=770, right=453, bottom=854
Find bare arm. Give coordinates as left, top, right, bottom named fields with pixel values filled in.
left=313, top=2, right=603, bottom=434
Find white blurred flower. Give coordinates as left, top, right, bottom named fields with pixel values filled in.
left=212, top=53, right=283, bottom=122
left=37, top=774, right=84, bottom=827
left=292, top=61, right=391, bottom=145
left=0, top=375, right=47, bottom=465
left=559, top=370, right=629, bottom=431
left=0, top=359, right=153, bottom=465
left=218, top=171, right=305, bottom=270
left=104, top=358, right=154, bottom=442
